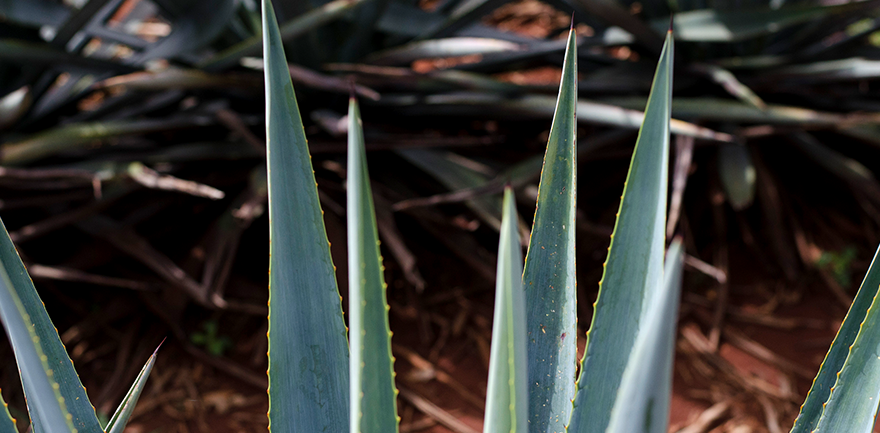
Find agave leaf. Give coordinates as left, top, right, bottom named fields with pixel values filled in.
left=48, top=0, right=113, bottom=49
left=764, top=58, right=880, bottom=81
left=0, top=117, right=211, bottom=165
left=104, top=343, right=161, bottom=433
left=379, top=93, right=731, bottom=141
left=0, top=220, right=102, bottom=432
left=0, top=389, right=17, bottom=433
left=366, top=37, right=523, bottom=66
left=692, top=64, right=766, bottom=110
left=600, top=97, right=850, bottom=125
left=718, top=144, right=756, bottom=211
left=484, top=187, right=528, bottom=433
left=396, top=148, right=504, bottom=232
left=499, top=130, right=632, bottom=190
left=0, top=39, right=137, bottom=73
left=0, top=221, right=77, bottom=433
left=132, top=0, right=236, bottom=64
left=791, top=245, right=880, bottom=432
left=522, top=27, right=577, bottom=433
left=202, top=0, right=371, bottom=71
left=788, top=132, right=880, bottom=209
left=659, top=4, right=863, bottom=42
left=810, top=243, right=880, bottom=432
left=606, top=241, right=684, bottom=433
left=95, top=70, right=261, bottom=92
left=347, top=97, right=399, bottom=433
left=262, top=0, right=349, bottom=431
left=567, top=28, right=673, bottom=433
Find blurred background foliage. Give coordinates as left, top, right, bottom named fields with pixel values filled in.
left=3, top=0, right=880, bottom=431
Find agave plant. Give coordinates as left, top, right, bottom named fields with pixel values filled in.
left=4, top=1, right=880, bottom=432
left=258, top=0, right=880, bottom=432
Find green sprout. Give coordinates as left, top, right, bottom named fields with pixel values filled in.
left=190, top=320, right=232, bottom=356
left=817, top=246, right=858, bottom=288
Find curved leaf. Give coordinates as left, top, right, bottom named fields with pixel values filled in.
left=791, top=245, right=880, bottom=432
left=567, top=28, right=673, bottom=433
left=347, top=97, right=399, bottom=433
left=0, top=221, right=101, bottom=432
left=813, top=249, right=880, bottom=432
left=262, top=1, right=349, bottom=432
left=523, top=26, right=577, bottom=433
left=484, top=187, right=528, bottom=433
left=606, top=241, right=684, bottom=433
left=0, top=220, right=76, bottom=433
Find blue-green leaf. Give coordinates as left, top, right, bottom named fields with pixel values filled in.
left=347, top=97, right=399, bottom=433
left=812, top=246, right=880, bottom=432
left=262, top=0, right=349, bottom=432
left=567, top=28, right=673, bottom=433
left=0, top=221, right=102, bottom=433
left=606, top=241, right=684, bottom=433
left=0, top=221, right=76, bottom=433
left=0, top=388, right=18, bottom=433
left=523, top=25, right=577, bottom=433
left=104, top=343, right=161, bottom=433
left=484, top=187, right=528, bottom=433
left=791, top=245, right=880, bottom=432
